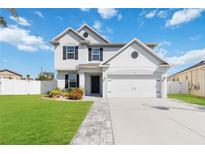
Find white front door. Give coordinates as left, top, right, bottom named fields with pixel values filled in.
left=107, top=75, right=161, bottom=98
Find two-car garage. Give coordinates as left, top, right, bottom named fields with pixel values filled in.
left=107, top=75, right=162, bottom=98
left=101, top=39, right=170, bottom=99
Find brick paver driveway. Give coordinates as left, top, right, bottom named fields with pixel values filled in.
left=108, top=98, right=205, bottom=144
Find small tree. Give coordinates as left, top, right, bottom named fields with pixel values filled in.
left=37, top=72, right=54, bottom=81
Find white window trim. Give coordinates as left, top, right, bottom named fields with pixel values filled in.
left=66, top=46, right=76, bottom=60
left=91, top=48, right=100, bottom=61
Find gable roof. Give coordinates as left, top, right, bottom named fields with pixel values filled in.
left=102, top=38, right=169, bottom=65
left=76, top=24, right=110, bottom=43
left=169, top=60, right=205, bottom=77
left=0, top=69, right=22, bottom=77
left=50, top=27, right=85, bottom=45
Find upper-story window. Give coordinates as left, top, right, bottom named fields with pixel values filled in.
left=63, top=46, right=78, bottom=60
left=88, top=48, right=103, bottom=61
left=92, top=48, right=100, bottom=61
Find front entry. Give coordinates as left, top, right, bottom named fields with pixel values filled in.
left=91, top=76, right=100, bottom=94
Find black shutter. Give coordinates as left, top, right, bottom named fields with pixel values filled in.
left=75, top=46, right=78, bottom=60
left=88, top=48, right=92, bottom=61
left=77, top=74, right=79, bottom=87
left=100, top=48, right=103, bottom=61
left=63, top=46, right=66, bottom=60
left=65, top=74, right=68, bottom=89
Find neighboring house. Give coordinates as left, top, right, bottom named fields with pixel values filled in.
left=51, top=24, right=170, bottom=98
left=168, top=60, right=205, bottom=97
left=0, top=69, right=22, bottom=80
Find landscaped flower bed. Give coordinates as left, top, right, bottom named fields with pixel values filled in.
left=48, top=88, right=84, bottom=100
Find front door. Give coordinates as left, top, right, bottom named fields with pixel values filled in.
left=91, top=76, right=100, bottom=94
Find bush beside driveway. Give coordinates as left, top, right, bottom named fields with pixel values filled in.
left=0, top=95, right=92, bottom=144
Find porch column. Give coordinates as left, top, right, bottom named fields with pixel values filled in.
left=79, top=72, right=85, bottom=90
left=102, top=70, right=107, bottom=99
left=161, top=73, right=168, bottom=98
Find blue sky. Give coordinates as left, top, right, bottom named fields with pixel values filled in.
left=0, top=8, right=205, bottom=77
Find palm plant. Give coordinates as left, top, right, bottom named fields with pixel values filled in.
left=0, top=8, right=18, bottom=27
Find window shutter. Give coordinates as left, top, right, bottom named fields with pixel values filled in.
left=77, top=74, right=79, bottom=87
left=65, top=74, right=68, bottom=89
left=63, top=46, right=66, bottom=60
left=88, top=48, right=92, bottom=61
left=100, top=48, right=103, bottom=61
left=75, top=46, right=78, bottom=60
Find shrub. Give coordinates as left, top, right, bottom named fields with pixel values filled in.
left=62, top=91, right=70, bottom=98
left=69, top=88, right=84, bottom=100
left=48, top=88, right=62, bottom=98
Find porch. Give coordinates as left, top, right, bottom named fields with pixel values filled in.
left=78, top=64, right=103, bottom=97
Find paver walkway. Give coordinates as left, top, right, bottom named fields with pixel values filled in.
left=71, top=98, right=114, bottom=145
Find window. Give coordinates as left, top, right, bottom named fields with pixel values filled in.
left=68, top=74, right=77, bottom=88
left=131, top=51, right=138, bottom=59
left=67, top=46, right=75, bottom=59
left=92, top=48, right=100, bottom=61
left=83, top=32, right=88, bottom=38
left=186, top=76, right=188, bottom=80
left=63, top=46, right=78, bottom=60
left=173, top=78, right=175, bottom=81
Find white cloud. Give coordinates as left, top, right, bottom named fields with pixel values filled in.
left=97, top=8, right=118, bottom=19
left=155, top=45, right=205, bottom=66
left=156, top=47, right=168, bottom=59
left=56, top=16, right=64, bottom=21
left=10, top=16, right=31, bottom=26
left=105, top=27, right=113, bottom=34
left=92, top=21, right=113, bottom=40
left=189, top=35, right=201, bottom=41
left=139, top=10, right=146, bottom=16
left=157, top=11, right=167, bottom=18
left=167, top=48, right=205, bottom=66
left=80, top=8, right=90, bottom=12
left=92, top=21, right=113, bottom=35
left=144, top=9, right=168, bottom=19
left=145, top=10, right=157, bottom=18
left=34, top=11, right=45, bottom=18
left=92, top=21, right=102, bottom=32
left=117, top=14, right=122, bottom=20
left=0, top=25, right=53, bottom=52
left=155, top=41, right=171, bottom=58
left=160, top=40, right=171, bottom=46
left=165, top=9, right=205, bottom=28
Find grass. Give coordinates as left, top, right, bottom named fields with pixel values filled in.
left=168, top=94, right=205, bottom=106
left=0, top=95, right=92, bottom=145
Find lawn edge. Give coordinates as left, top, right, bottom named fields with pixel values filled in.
left=168, top=97, right=205, bottom=108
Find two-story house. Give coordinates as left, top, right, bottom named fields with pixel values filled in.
left=51, top=24, right=170, bottom=98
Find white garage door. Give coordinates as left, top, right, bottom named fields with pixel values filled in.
left=107, top=75, right=161, bottom=98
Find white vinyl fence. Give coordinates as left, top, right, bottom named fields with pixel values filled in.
left=0, top=79, right=57, bottom=95
left=168, top=81, right=188, bottom=94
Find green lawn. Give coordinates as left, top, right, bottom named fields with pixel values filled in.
left=168, top=94, right=205, bottom=106
left=0, top=95, right=92, bottom=145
